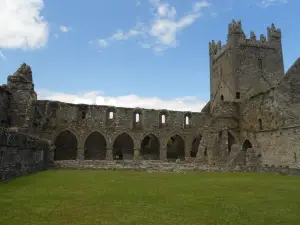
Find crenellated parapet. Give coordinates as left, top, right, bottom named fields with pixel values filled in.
left=209, top=19, right=282, bottom=60
left=228, top=19, right=244, bottom=38
left=209, top=40, right=227, bottom=56
left=267, top=23, right=281, bottom=42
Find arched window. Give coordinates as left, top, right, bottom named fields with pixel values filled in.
left=242, top=139, right=252, bottom=152
left=161, top=114, right=166, bottom=124
left=185, top=116, right=189, bottom=125
left=109, top=111, right=114, bottom=119
left=107, top=107, right=117, bottom=123
left=159, top=110, right=169, bottom=128
left=184, top=112, right=192, bottom=128
left=221, top=95, right=224, bottom=101
left=135, top=113, right=140, bottom=123
left=133, top=109, right=143, bottom=130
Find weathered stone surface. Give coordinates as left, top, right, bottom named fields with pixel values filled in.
left=0, top=128, right=50, bottom=181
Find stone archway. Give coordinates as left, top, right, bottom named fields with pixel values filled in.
left=228, top=131, right=236, bottom=154
left=54, top=130, right=78, bottom=160
left=84, top=132, right=107, bottom=160
left=140, top=133, right=160, bottom=160
left=113, top=133, right=134, bottom=160
left=191, top=135, right=202, bottom=158
left=242, top=139, right=252, bottom=152
left=167, top=134, right=185, bottom=161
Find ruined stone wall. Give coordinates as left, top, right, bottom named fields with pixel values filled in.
left=0, top=127, right=50, bottom=181
left=239, top=59, right=300, bottom=167
left=32, top=100, right=220, bottom=161
left=0, top=87, right=10, bottom=127
left=6, top=64, right=37, bottom=129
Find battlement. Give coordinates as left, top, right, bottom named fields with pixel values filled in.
left=209, top=20, right=282, bottom=59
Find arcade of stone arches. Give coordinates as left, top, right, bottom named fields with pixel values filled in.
left=53, top=130, right=254, bottom=162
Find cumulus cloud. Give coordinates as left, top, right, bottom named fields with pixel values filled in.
left=261, top=0, right=288, bottom=8
left=0, top=0, right=48, bottom=50
left=92, top=0, right=211, bottom=52
left=36, top=89, right=206, bottom=112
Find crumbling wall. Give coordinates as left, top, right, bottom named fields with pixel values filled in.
left=6, top=64, right=37, bottom=129
left=0, top=128, right=50, bottom=181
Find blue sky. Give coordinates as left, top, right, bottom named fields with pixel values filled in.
left=0, top=0, right=299, bottom=112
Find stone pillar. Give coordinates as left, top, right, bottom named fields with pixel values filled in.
left=106, top=147, right=113, bottom=161
left=134, top=148, right=140, bottom=160
left=77, top=147, right=84, bottom=161
left=220, top=130, right=229, bottom=158
left=160, top=147, right=167, bottom=161
left=185, top=148, right=191, bottom=161
left=206, top=132, right=216, bottom=165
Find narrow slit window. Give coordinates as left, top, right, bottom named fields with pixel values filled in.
left=221, top=95, right=224, bottom=101
left=161, top=115, right=166, bottom=124
left=236, top=92, right=240, bottom=99
left=81, top=111, right=86, bottom=119
left=109, top=111, right=114, bottom=119
left=259, top=118, right=263, bottom=130
left=258, top=58, right=263, bottom=70
left=135, top=113, right=140, bottom=123
left=185, top=116, right=189, bottom=125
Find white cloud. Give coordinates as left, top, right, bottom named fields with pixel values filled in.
left=136, top=0, right=141, bottom=7
left=98, top=39, right=108, bottom=48
left=60, top=25, right=71, bottom=33
left=0, top=0, right=48, bottom=50
left=92, top=0, right=211, bottom=53
left=156, top=3, right=177, bottom=18
left=36, top=89, right=206, bottom=112
left=111, top=28, right=141, bottom=41
left=0, top=51, right=6, bottom=60
left=261, top=0, right=288, bottom=8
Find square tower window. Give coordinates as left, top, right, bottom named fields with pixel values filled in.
left=236, top=92, right=240, bottom=99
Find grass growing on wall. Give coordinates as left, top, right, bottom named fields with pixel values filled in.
left=0, top=170, right=300, bottom=225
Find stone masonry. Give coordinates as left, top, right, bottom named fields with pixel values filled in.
left=0, top=20, right=300, bottom=178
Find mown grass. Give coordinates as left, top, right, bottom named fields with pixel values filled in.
left=0, top=170, right=300, bottom=225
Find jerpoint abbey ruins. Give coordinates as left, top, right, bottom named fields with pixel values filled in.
left=1, top=20, right=300, bottom=180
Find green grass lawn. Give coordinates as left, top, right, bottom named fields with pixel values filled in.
left=0, top=170, right=300, bottom=225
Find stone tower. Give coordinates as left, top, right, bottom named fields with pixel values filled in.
left=209, top=20, right=284, bottom=112
left=6, top=63, right=37, bottom=130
